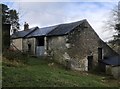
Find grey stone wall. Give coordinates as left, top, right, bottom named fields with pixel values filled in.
left=112, top=66, right=120, bottom=79
left=12, top=38, right=23, bottom=51
left=106, top=65, right=120, bottom=79
left=47, top=21, right=118, bottom=71
left=47, top=36, right=68, bottom=66
left=67, top=21, right=100, bottom=70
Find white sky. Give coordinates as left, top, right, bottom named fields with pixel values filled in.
left=1, top=0, right=119, bottom=42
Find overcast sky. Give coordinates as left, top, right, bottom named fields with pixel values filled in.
left=1, top=0, right=119, bottom=42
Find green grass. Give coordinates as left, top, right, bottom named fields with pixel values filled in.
left=2, top=57, right=120, bottom=87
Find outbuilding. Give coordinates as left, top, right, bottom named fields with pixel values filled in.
left=11, top=19, right=119, bottom=72
left=101, top=56, right=120, bottom=79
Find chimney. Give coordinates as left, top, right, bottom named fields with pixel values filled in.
left=24, top=22, right=29, bottom=30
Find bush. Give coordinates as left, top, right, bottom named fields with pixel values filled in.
left=3, top=50, right=28, bottom=64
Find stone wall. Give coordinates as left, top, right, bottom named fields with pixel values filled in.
left=12, top=38, right=23, bottom=51
left=112, top=66, right=120, bottom=79
left=47, top=21, right=118, bottom=71
left=106, top=65, right=120, bottom=79
left=67, top=21, right=118, bottom=71
left=66, top=21, right=101, bottom=70
left=47, top=36, right=68, bottom=66
left=106, top=65, right=112, bottom=75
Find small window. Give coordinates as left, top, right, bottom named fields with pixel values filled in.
left=98, top=47, right=102, bottom=60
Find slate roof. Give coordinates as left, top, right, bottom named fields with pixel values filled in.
left=47, top=19, right=86, bottom=36
left=101, top=56, right=120, bottom=66
left=27, top=25, right=58, bottom=38
left=11, top=27, right=39, bottom=39
left=11, top=19, right=87, bottom=39
left=26, top=19, right=86, bottom=38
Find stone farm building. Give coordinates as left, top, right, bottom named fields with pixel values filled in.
left=11, top=19, right=120, bottom=77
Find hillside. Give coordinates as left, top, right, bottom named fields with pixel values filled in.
left=2, top=57, right=120, bottom=87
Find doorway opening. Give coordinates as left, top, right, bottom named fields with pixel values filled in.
left=28, top=43, right=31, bottom=52
left=98, top=47, right=106, bottom=72
left=36, top=37, right=44, bottom=46
left=87, top=55, right=93, bottom=71
left=36, top=37, right=45, bottom=56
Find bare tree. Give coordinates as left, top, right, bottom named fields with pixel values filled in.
left=106, top=2, right=120, bottom=54
left=105, top=2, right=120, bottom=39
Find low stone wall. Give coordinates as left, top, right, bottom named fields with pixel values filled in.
left=106, top=65, right=120, bottom=79
left=112, top=66, right=120, bottom=79
left=106, top=65, right=112, bottom=75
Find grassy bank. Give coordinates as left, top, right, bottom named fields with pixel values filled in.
left=2, top=57, right=120, bottom=87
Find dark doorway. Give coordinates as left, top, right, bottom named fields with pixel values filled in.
left=87, top=56, right=93, bottom=71
left=98, top=48, right=102, bottom=60
left=36, top=37, right=44, bottom=46
left=28, top=44, right=31, bottom=52
left=36, top=37, right=45, bottom=56
left=98, top=47, right=106, bottom=72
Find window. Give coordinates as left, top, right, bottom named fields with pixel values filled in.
left=98, top=47, right=102, bottom=60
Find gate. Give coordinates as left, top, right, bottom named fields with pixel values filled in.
left=36, top=46, right=45, bottom=56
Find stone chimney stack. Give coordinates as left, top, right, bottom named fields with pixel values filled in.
left=24, top=22, right=29, bottom=30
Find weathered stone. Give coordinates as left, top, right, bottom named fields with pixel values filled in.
left=47, top=21, right=117, bottom=71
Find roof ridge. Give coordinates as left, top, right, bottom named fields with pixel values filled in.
left=61, top=19, right=87, bottom=25
left=38, top=19, right=87, bottom=29
left=12, top=19, right=88, bottom=38
left=47, top=19, right=87, bottom=36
